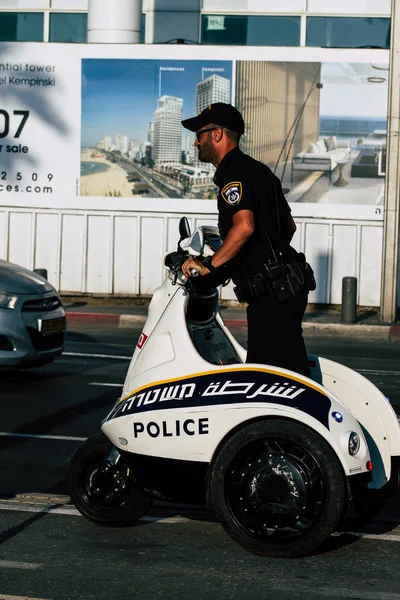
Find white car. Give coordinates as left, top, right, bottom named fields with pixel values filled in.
left=0, top=260, right=66, bottom=367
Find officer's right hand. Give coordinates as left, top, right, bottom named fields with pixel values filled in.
left=182, top=256, right=210, bottom=278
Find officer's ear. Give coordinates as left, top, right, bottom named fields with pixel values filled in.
left=214, top=126, right=225, bottom=143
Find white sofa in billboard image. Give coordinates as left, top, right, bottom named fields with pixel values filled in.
left=291, top=136, right=350, bottom=182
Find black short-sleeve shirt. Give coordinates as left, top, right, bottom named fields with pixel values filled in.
left=213, top=147, right=296, bottom=288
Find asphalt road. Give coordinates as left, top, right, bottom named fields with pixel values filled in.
left=1, top=323, right=400, bottom=600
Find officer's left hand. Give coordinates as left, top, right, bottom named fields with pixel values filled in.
left=182, top=256, right=210, bottom=277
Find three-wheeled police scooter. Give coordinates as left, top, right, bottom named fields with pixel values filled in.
left=68, top=217, right=400, bottom=558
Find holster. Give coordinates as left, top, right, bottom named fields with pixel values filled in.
left=287, top=253, right=316, bottom=293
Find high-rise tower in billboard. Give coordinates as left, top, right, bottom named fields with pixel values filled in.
left=194, top=74, right=231, bottom=172
left=196, top=73, right=231, bottom=114
left=152, top=95, right=183, bottom=170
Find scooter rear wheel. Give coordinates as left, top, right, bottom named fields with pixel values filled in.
left=68, top=433, right=153, bottom=527
left=209, top=419, right=345, bottom=558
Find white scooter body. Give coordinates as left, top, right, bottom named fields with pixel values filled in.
left=102, top=224, right=400, bottom=497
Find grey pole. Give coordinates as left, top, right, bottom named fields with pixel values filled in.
left=380, top=0, right=400, bottom=323
left=342, top=277, right=357, bottom=324
left=87, top=0, right=142, bottom=43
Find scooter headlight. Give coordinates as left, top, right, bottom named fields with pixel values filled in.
left=348, top=432, right=360, bottom=456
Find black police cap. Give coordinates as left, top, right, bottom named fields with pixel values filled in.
left=181, top=103, right=245, bottom=135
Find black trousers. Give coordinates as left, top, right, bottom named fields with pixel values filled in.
left=245, top=292, right=310, bottom=377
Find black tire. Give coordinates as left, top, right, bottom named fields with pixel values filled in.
left=67, top=433, right=153, bottom=527
left=209, top=419, right=345, bottom=558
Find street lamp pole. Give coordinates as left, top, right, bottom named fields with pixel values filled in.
left=381, top=0, right=400, bottom=323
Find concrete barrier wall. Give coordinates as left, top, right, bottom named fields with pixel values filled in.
left=0, top=206, right=383, bottom=306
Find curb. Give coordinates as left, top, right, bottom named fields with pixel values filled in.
left=302, top=322, right=390, bottom=340
left=66, top=311, right=399, bottom=341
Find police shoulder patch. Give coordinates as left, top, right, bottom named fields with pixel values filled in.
left=221, top=181, right=242, bottom=205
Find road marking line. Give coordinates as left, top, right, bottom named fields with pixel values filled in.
left=0, top=501, right=400, bottom=540
left=0, top=432, right=86, bottom=442
left=0, top=560, right=41, bottom=570
left=0, top=503, right=80, bottom=516
left=88, top=382, right=123, bottom=387
left=272, top=587, right=400, bottom=599
left=64, top=352, right=400, bottom=377
left=353, top=532, right=400, bottom=543
left=143, top=515, right=190, bottom=524
left=0, top=596, right=49, bottom=600
left=357, top=369, right=400, bottom=376
left=64, top=351, right=131, bottom=360
left=0, top=502, right=187, bottom=523
left=62, top=351, right=400, bottom=378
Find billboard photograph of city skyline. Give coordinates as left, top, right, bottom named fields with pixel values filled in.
left=80, top=58, right=233, bottom=199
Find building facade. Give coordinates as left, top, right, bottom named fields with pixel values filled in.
left=0, top=1, right=392, bottom=48
left=152, top=95, right=183, bottom=169
left=196, top=74, right=231, bottom=113
left=236, top=62, right=321, bottom=168
left=193, top=73, right=231, bottom=173
left=0, top=0, right=396, bottom=314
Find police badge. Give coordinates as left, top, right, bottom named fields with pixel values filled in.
left=221, top=181, right=242, bottom=205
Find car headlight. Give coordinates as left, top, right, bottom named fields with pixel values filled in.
left=0, top=292, right=18, bottom=309
left=348, top=432, right=361, bottom=456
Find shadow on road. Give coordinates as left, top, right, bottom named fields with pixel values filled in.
left=0, top=366, right=75, bottom=382
left=66, top=330, right=101, bottom=343
left=0, top=510, right=50, bottom=546
left=0, top=387, right=118, bottom=497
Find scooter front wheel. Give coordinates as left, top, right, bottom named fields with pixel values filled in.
left=67, top=433, right=153, bottom=527
left=209, top=419, right=345, bottom=558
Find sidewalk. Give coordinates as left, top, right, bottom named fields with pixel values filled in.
left=62, top=297, right=400, bottom=341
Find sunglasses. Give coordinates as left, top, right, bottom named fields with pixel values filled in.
left=195, top=126, right=226, bottom=142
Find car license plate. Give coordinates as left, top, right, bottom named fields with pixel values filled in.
left=39, top=317, right=66, bottom=336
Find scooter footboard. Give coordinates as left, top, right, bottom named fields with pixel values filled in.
left=309, top=355, right=400, bottom=490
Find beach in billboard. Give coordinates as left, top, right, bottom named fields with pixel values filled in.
left=80, top=149, right=134, bottom=197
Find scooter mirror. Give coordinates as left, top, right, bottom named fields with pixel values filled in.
left=179, top=217, right=191, bottom=240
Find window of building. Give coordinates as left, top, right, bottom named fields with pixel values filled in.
left=201, top=15, right=301, bottom=46
left=0, top=1, right=47, bottom=6
left=0, top=12, right=44, bottom=41
left=307, top=0, right=390, bottom=16
left=141, top=12, right=145, bottom=44
left=49, top=12, right=87, bottom=42
left=51, top=0, right=88, bottom=8
left=306, top=17, right=390, bottom=48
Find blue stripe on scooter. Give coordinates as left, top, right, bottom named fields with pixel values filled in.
left=108, top=369, right=331, bottom=429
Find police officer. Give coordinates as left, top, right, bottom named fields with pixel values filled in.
left=181, top=103, right=311, bottom=377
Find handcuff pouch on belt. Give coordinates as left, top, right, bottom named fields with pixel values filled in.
left=234, top=253, right=316, bottom=304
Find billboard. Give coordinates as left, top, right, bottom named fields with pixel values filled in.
left=0, top=43, right=389, bottom=218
